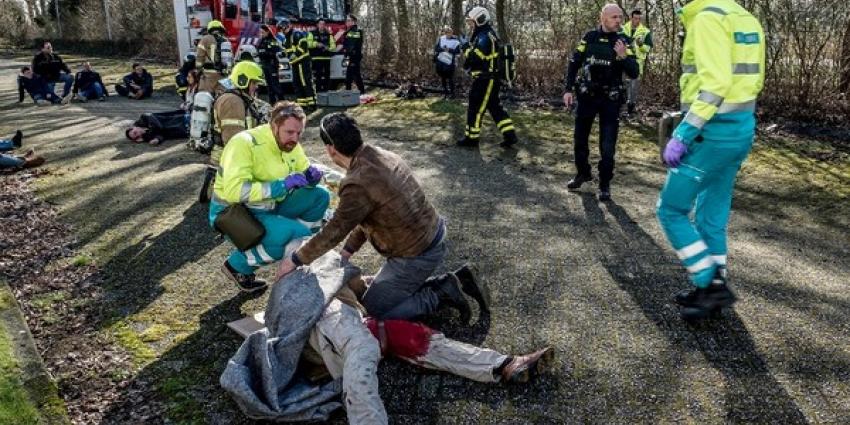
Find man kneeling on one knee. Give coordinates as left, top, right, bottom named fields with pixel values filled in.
left=209, top=101, right=330, bottom=292
left=276, top=112, right=488, bottom=324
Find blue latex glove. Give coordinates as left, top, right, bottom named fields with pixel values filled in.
left=663, top=137, right=688, bottom=168
left=269, top=174, right=309, bottom=198
left=304, top=165, right=323, bottom=185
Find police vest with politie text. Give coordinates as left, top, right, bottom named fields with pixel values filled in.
left=565, top=28, right=639, bottom=101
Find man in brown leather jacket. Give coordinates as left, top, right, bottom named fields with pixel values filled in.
left=276, top=112, right=488, bottom=324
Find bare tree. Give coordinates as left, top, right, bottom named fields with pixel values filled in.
left=376, top=0, right=396, bottom=76
left=496, top=0, right=510, bottom=41
left=451, top=0, right=463, bottom=35
left=395, top=0, right=411, bottom=76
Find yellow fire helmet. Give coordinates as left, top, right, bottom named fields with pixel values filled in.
left=230, top=61, right=267, bottom=89
left=207, top=20, right=226, bottom=33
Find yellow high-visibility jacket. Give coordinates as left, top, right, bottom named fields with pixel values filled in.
left=214, top=124, right=309, bottom=207
left=621, top=21, right=652, bottom=74
left=674, top=0, right=765, bottom=144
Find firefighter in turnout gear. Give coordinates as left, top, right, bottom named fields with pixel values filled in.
left=657, top=0, right=765, bottom=320
left=196, top=20, right=231, bottom=94
left=622, top=9, right=653, bottom=116
left=277, top=18, right=316, bottom=110
left=257, top=24, right=283, bottom=104
left=457, top=7, right=518, bottom=149
left=311, top=18, right=337, bottom=92
left=563, top=4, right=639, bottom=201
left=342, top=14, right=365, bottom=93
left=209, top=101, right=330, bottom=292
left=199, top=61, right=270, bottom=204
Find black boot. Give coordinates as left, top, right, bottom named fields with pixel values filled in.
left=199, top=166, right=217, bottom=204
left=674, top=267, right=733, bottom=306
left=453, top=263, right=490, bottom=313
left=456, top=137, right=480, bottom=148
left=499, top=131, right=518, bottom=148
left=221, top=261, right=267, bottom=293
left=678, top=272, right=737, bottom=320
left=598, top=182, right=611, bottom=201
left=627, top=102, right=636, bottom=116
left=434, top=275, right=472, bottom=325
left=12, top=130, right=23, bottom=148
left=567, top=174, right=592, bottom=190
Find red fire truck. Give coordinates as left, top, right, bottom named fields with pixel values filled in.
left=172, top=0, right=351, bottom=84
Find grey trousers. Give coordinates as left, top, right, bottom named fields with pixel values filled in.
left=627, top=78, right=641, bottom=105
left=360, top=224, right=450, bottom=320
left=310, top=301, right=508, bottom=425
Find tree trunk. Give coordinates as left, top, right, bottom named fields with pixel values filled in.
left=841, top=17, right=850, bottom=94
left=451, top=0, right=463, bottom=35
left=395, top=0, right=411, bottom=77
left=377, top=0, right=395, bottom=76
left=496, top=0, right=510, bottom=42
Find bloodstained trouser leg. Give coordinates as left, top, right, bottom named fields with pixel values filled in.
left=309, top=300, right=387, bottom=425
left=403, top=333, right=507, bottom=383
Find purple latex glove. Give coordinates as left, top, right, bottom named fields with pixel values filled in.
left=663, top=137, right=688, bottom=168
left=284, top=173, right=308, bottom=190
left=304, top=165, right=323, bottom=185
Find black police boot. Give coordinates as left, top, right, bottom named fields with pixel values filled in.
left=221, top=261, right=267, bottom=293
left=627, top=102, right=636, bottom=116
left=434, top=275, right=472, bottom=325
left=598, top=182, right=611, bottom=201
left=567, top=174, right=592, bottom=190
left=456, top=137, right=480, bottom=148
left=453, top=263, right=490, bottom=313
left=12, top=130, right=23, bottom=148
left=499, top=131, right=518, bottom=149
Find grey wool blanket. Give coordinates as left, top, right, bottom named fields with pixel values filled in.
left=220, top=251, right=357, bottom=422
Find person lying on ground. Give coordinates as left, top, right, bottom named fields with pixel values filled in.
left=125, top=110, right=190, bottom=146
left=276, top=112, right=488, bottom=326
left=17, top=66, right=61, bottom=105
left=223, top=241, right=554, bottom=424
left=70, top=61, right=108, bottom=103
left=0, top=132, right=44, bottom=172
left=115, top=63, right=154, bottom=99
left=0, top=130, right=23, bottom=152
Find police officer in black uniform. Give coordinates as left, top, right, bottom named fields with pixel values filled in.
left=563, top=4, right=638, bottom=201
left=342, top=14, right=364, bottom=93
left=457, top=6, right=517, bottom=148
left=257, top=24, right=282, bottom=104
left=311, top=18, right=336, bottom=92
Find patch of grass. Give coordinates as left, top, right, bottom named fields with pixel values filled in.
left=0, top=320, right=42, bottom=425
left=71, top=254, right=93, bottom=267
left=158, top=367, right=214, bottom=424
left=139, top=324, right=171, bottom=343
left=108, top=321, right=157, bottom=366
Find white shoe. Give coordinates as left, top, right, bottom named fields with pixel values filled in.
left=61, top=93, right=73, bottom=105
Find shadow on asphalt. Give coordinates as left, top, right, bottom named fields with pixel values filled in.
left=581, top=193, right=808, bottom=423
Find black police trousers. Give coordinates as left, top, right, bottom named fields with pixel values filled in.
left=261, top=64, right=282, bottom=105
left=465, top=77, right=514, bottom=141
left=292, top=60, right=315, bottom=107
left=573, top=94, right=621, bottom=188
left=345, top=59, right=365, bottom=93
left=312, top=58, right=331, bottom=92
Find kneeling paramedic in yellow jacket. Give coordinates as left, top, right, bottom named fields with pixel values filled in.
left=209, top=101, right=330, bottom=292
